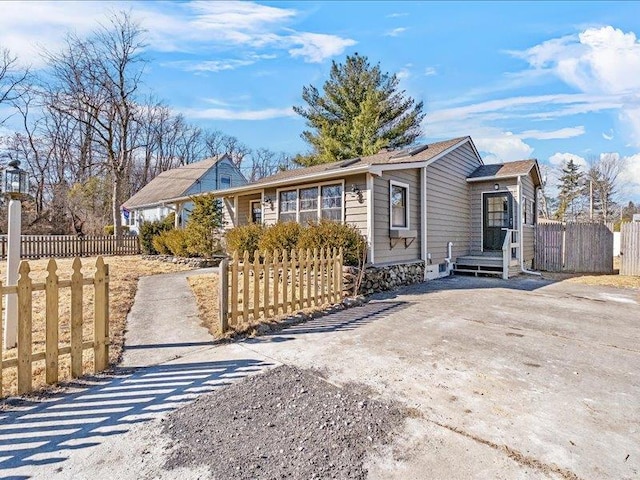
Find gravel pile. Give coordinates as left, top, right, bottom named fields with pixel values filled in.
left=162, top=365, right=406, bottom=479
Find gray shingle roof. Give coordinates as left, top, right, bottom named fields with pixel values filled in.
left=244, top=137, right=470, bottom=188
left=467, top=159, right=540, bottom=183
left=123, top=156, right=223, bottom=209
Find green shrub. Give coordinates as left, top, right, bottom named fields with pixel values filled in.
left=151, top=231, right=172, bottom=255
left=258, top=222, right=302, bottom=254
left=139, top=212, right=175, bottom=254
left=226, top=223, right=265, bottom=259
left=104, top=225, right=130, bottom=235
left=184, top=194, right=224, bottom=257
left=298, top=220, right=366, bottom=266
left=162, top=228, right=191, bottom=257
left=186, top=223, right=224, bottom=257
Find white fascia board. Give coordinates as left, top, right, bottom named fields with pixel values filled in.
left=212, top=165, right=370, bottom=197
left=466, top=174, right=524, bottom=183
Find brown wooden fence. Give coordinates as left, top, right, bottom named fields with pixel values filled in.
left=620, top=222, right=640, bottom=276
left=0, top=235, right=140, bottom=259
left=219, top=248, right=344, bottom=332
left=535, top=223, right=613, bottom=273
left=0, top=257, right=110, bottom=397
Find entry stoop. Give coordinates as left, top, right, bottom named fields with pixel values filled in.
left=454, top=254, right=504, bottom=277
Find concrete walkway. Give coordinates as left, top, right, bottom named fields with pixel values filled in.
left=121, top=267, right=218, bottom=368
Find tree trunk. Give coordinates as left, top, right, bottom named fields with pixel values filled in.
left=112, top=171, right=124, bottom=243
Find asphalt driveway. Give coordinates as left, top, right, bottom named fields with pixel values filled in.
left=2, top=274, right=638, bottom=479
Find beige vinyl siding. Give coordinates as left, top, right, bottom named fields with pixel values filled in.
left=222, top=198, right=236, bottom=228
left=521, top=174, right=536, bottom=268
left=344, top=174, right=367, bottom=237
left=237, top=193, right=261, bottom=225
left=426, top=143, right=482, bottom=264
left=469, top=179, right=518, bottom=253
left=373, top=169, right=421, bottom=264
left=263, top=187, right=278, bottom=225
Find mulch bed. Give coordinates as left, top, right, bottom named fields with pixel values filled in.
left=162, top=365, right=407, bottom=479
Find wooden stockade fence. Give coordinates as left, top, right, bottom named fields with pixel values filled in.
left=620, top=222, right=640, bottom=276
left=219, top=248, right=344, bottom=332
left=535, top=223, right=613, bottom=273
left=0, top=235, right=140, bottom=260
left=0, top=257, right=109, bottom=396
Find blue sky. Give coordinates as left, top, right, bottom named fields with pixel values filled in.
left=1, top=1, right=640, bottom=201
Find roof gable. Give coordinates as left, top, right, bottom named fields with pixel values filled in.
left=467, top=159, right=542, bottom=186
left=123, top=156, right=229, bottom=209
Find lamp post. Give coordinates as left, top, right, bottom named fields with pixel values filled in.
left=3, top=158, right=28, bottom=349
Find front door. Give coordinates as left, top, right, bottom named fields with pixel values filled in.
left=483, top=192, right=514, bottom=251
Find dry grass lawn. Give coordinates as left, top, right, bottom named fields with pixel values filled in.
left=0, top=256, right=191, bottom=398
left=542, top=257, right=640, bottom=290
left=187, top=274, right=219, bottom=336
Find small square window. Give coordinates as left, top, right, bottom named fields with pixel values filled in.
left=220, top=176, right=231, bottom=189
left=390, top=182, right=408, bottom=229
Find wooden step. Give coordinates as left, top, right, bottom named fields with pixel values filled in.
left=453, top=268, right=503, bottom=277
left=456, top=256, right=503, bottom=268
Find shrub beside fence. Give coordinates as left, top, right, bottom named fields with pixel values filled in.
left=0, top=257, right=110, bottom=397
left=219, top=248, right=344, bottom=332
left=0, top=235, right=140, bottom=259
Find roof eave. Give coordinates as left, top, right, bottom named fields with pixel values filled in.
left=466, top=174, right=522, bottom=183
left=212, top=164, right=371, bottom=197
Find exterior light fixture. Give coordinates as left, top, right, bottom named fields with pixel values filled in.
left=494, top=183, right=500, bottom=190
left=4, top=159, right=28, bottom=197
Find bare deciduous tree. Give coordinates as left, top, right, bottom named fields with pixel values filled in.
left=46, top=11, right=146, bottom=239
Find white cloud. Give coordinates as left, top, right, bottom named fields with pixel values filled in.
left=0, top=1, right=355, bottom=67
left=386, top=12, right=408, bottom=18
left=549, top=152, right=587, bottom=169
left=603, top=129, right=614, bottom=140
left=288, top=33, right=356, bottom=63
left=424, top=66, right=437, bottom=76
left=182, top=106, right=295, bottom=120
left=475, top=132, right=534, bottom=164
left=168, top=59, right=257, bottom=72
left=620, top=153, right=640, bottom=192
left=384, top=27, right=407, bottom=37
left=512, top=25, right=640, bottom=146
left=519, top=126, right=585, bottom=140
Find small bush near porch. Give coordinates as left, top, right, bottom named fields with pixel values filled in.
left=225, top=220, right=366, bottom=266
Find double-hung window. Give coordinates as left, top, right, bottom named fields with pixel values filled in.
left=390, top=181, right=409, bottom=229
left=277, top=182, right=344, bottom=223
left=279, top=190, right=298, bottom=222
left=321, top=185, right=343, bottom=221
left=299, top=187, right=318, bottom=224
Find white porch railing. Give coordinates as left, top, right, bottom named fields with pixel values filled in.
left=501, top=228, right=519, bottom=279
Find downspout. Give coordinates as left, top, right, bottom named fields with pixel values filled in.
left=518, top=176, right=541, bottom=276
left=445, top=241, right=454, bottom=274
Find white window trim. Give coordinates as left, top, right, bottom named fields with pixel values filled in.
left=276, top=179, right=345, bottom=223
left=389, top=180, right=410, bottom=230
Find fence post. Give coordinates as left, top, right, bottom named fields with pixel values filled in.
left=242, top=251, right=250, bottom=324
left=273, top=250, right=280, bottom=315
left=45, top=259, right=60, bottom=384
left=219, top=258, right=229, bottom=333
left=290, top=249, right=297, bottom=311
left=94, top=257, right=109, bottom=372
left=263, top=251, right=270, bottom=317
left=228, top=251, right=237, bottom=326
left=253, top=253, right=261, bottom=321
left=70, top=257, right=83, bottom=378
left=17, top=261, right=32, bottom=395
left=282, top=250, right=289, bottom=313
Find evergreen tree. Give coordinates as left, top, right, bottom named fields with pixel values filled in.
left=293, top=53, right=425, bottom=165
left=557, top=159, right=583, bottom=221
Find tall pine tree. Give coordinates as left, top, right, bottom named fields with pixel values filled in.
left=293, top=54, right=425, bottom=165
left=556, top=159, right=583, bottom=221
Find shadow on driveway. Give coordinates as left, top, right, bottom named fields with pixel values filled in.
left=0, top=359, right=272, bottom=476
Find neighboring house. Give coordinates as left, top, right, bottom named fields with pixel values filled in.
left=122, top=155, right=247, bottom=234
left=213, top=136, right=542, bottom=280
